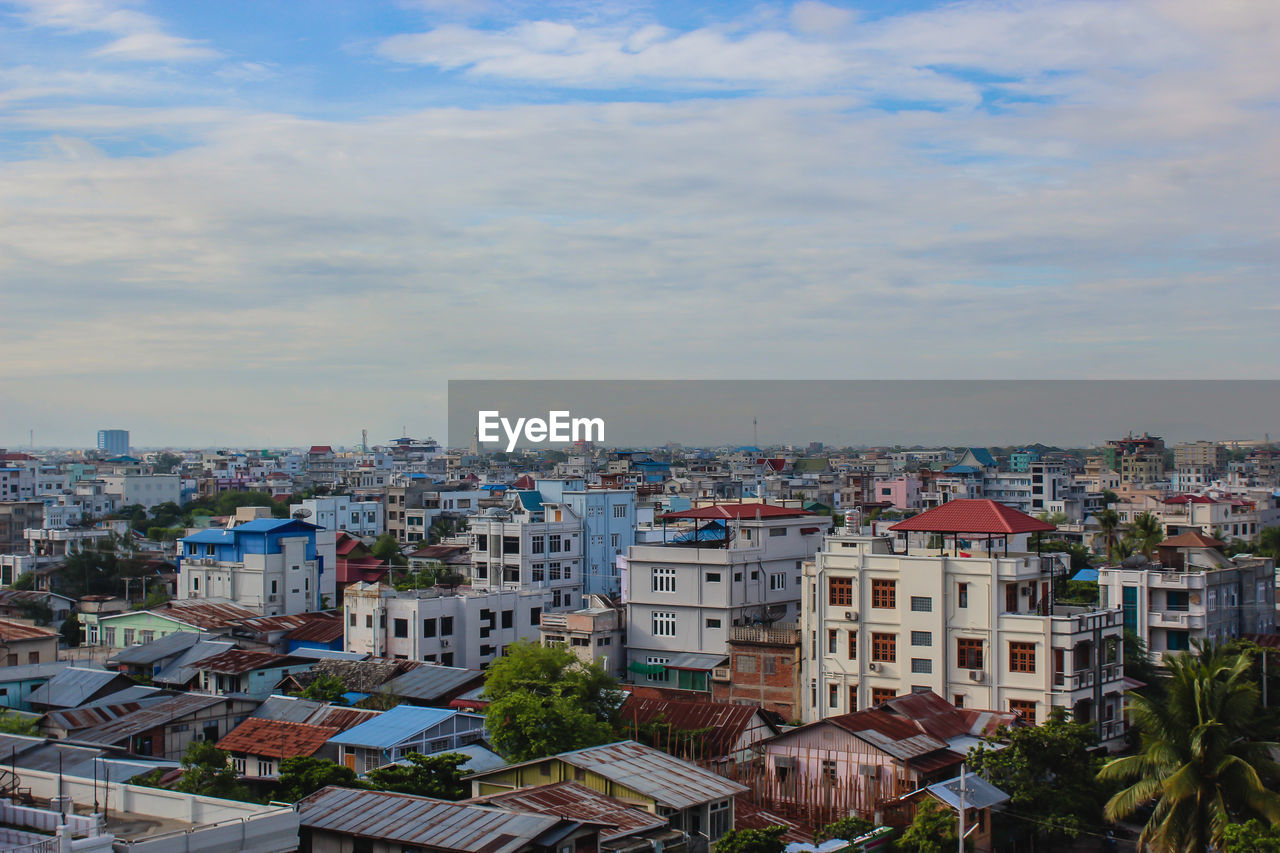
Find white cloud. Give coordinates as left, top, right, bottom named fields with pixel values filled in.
left=10, top=0, right=221, bottom=61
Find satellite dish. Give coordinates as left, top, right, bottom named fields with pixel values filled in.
left=293, top=509, right=312, bottom=519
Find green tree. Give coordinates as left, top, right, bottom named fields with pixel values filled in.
left=1257, top=527, right=1280, bottom=560
left=1127, top=511, right=1165, bottom=558
left=371, top=534, right=407, bottom=566
left=364, top=752, right=468, bottom=799
left=713, top=825, right=786, bottom=853
left=968, top=708, right=1102, bottom=844
left=1102, top=489, right=1120, bottom=506
left=483, top=641, right=622, bottom=761
left=276, top=756, right=367, bottom=802
left=148, top=501, right=184, bottom=529
left=12, top=571, right=34, bottom=590
left=1098, top=643, right=1280, bottom=851
left=1123, top=629, right=1161, bottom=691
left=897, top=800, right=962, bottom=853
left=817, top=815, right=875, bottom=842
left=1224, top=819, right=1280, bottom=853
left=1096, top=508, right=1121, bottom=561
left=298, top=674, right=347, bottom=703
left=173, top=741, right=253, bottom=801
left=60, top=613, right=82, bottom=647
left=152, top=453, right=184, bottom=474
left=140, top=589, right=171, bottom=610
left=0, top=709, right=40, bottom=735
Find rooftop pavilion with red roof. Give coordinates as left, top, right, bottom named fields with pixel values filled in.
left=889, top=498, right=1057, bottom=557
left=655, top=502, right=822, bottom=549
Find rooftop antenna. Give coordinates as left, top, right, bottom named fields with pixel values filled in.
left=753, top=417, right=758, bottom=448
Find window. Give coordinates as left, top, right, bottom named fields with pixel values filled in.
left=911, top=630, right=932, bottom=647
left=848, top=686, right=858, bottom=711
left=872, top=579, right=896, bottom=609
left=1009, top=699, right=1037, bottom=723
left=501, top=610, right=513, bottom=629
left=611, top=533, right=620, bottom=548
left=441, top=652, right=454, bottom=666
left=653, top=611, right=676, bottom=637
left=549, top=562, right=564, bottom=580
left=737, top=654, right=757, bottom=673
left=871, top=687, right=896, bottom=705
left=706, top=618, right=722, bottom=629
left=123, top=628, right=135, bottom=646
left=531, top=535, right=544, bottom=554
left=954, top=694, right=965, bottom=708
left=597, top=636, right=612, bottom=646
left=1009, top=642, right=1036, bottom=673
left=653, top=568, right=676, bottom=593
left=770, top=527, right=788, bottom=537
left=532, top=563, right=545, bottom=582
left=706, top=572, right=722, bottom=583
left=394, top=618, right=408, bottom=638
left=829, top=683, right=839, bottom=708
left=910, top=596, right=932, bottom=612
left=613, top=504, right=627, bottom=518
left=571, top=637, right=590, bottom=647
left=365, top=614, right=373, bottom=628
left=847, top=631, right=857, bottom=659
left=911, top=658, right=933, bottom=674
left=829, top=577, right=853, bottom=606
left=770, top=573, right=787, bottom=590
left=871, top=633, right=896, bottom=662
left=530, top=607, right=541, bottom=626
left=709, top=800, right=732, bottom=841
left=957, top=638, right=984, bottom=670
left=441, top=617, right=454, bottom=635
left=828, top=629, right=838, bottom=654
left=259, top=760, right=275, bottom=777
left=423, top=618, right=436, bottom=637
left=549, top=534, right=562, bottom=553
left=647, top=656, right=670, bottom=683
left=958, top=583, right=969, bottom=608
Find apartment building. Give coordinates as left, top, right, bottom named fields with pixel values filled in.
left=803, top=501, right=1126, bottom=745
left=539, top=594, right=626, bottom=679
left=100, top=474, right=181, bottom=510
left=343, top=581, right=553, bottom=668
left=537, top=478, right=637, bottom=598
left=291, top=495, right=384, bottom=537
left=178, top=518, right=337, bottom=615
left=1174, top=441, right=1227, bottom=472
left=624, top=504, right=829, bottom=689
left=467, top=490, right=584, bottom=608
left=1097, top=531, right=1275, bottom=662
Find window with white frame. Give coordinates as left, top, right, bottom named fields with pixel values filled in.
left=613, top=504, right=627, bottom=518
left=709, top=800, right=732, bottom=840
left=652, top=567, right=676, bottom=593
left=652, top=611, right=676, bottom=637
left=647, top=655, right=670, bottom=683
left=770, top=572, right=787, bottom=590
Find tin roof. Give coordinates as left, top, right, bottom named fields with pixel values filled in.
left=193, top=649, right=298, bottom=675
left=468, top=781, right=666, bottom=841
left=298, top=787, right=572, bottom=853
left=619, top=697, right=774, bottom=760
left=326, top=705, right=475, bottom=749
left=147, top=599, right=259, bottom=630
left=0, top=660, right=73, bottom=683
left=926, top=772, right=1010, bottom=811
left=484, top=740, right=747, bottom=810
left=152, top=639, right=236, bottom=685
left=216, top=718, right=338, bottom=759
left=0, top=618, right=59, bottom=642
left=71, top=693, right=230, bottom=746
left=381, top=665, right=484, bottom=703
left=285, top=614, right=347, bottom=644
left=27, top=667, right=130, bottom=709
left=107, top=630, right=206, bottom=665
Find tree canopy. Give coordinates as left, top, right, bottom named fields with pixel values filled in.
left=483, top=641, right=623, bottom=761
left=172, top=741, right=253, bottom=801
left=712, top=826, right=787, bottom=853
left=897, top=800, right=964, bottom=853
left=276, top=756, right=366, bottom=802
left=363, top=752, right=469, bottom=799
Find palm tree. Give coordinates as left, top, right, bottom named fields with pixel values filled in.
left=1096, top=508, right=1121, bottom=561
left=1128, top=511, right=1165, bottom=558
left=1098, top=643, right=1280, bottom=851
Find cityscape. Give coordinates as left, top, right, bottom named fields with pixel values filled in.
left=1, top=433, right=1279, bottom=852
left=3, top=0, right=1279, bottom=851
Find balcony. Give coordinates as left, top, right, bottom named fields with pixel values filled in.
left=1054, top=662, right=1123, bottom=691
left=1151, top=610, right=1206, bottom=630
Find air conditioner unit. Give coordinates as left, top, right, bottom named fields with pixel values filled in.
left=969, top=670, right=985, bottom=682
left=440, top=639, right=452, bottom=648
left=867, top=662, right=878, bottom=671
left=845, top=611, right=858, bottom=621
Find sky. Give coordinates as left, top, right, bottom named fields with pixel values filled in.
left=1, top=0, right=1278, bottom=448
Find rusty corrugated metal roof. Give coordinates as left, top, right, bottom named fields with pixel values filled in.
left=467, top=781, right=666, bottom=841
left=619, top=696, right=773, bottom=759
left=298, top=787, right=572, bottom=853
left=216, top=718, right=338, bottom=759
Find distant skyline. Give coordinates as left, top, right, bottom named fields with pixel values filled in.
left=2, top=1, right=1279, bottom=446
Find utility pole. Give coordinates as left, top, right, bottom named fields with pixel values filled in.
left=956, top=763, right=971, bottom=853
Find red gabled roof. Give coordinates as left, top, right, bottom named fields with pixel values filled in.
left=1164, top=494, right=1216, bottom=505
left=334, top=532, right=365, bottom=556
left=889, top=499, right=1056, bottom=535
left=660, top=503, right=813, bottom=521
left=512, top=475, right=536, bottom=490
left=336, top=556, right=389, bottom=585
left=1160, top=530, right=1225, bottom=549
left=285, top=613, right=346, bottom=644
left=0, top=452, right=36, bottom=461
left=308, top=445, right=333, bottom=455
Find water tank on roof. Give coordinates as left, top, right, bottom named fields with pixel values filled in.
left=1121, top=554, right=1149, bottom=568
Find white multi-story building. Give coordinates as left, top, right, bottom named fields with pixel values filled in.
left=467, top=490, right=584, bottom=610
left=101, top=474, right=181, bottom=510
left=178, top=518, right=337, bottom=615
left=804, top=501, right=1127, bottom=746
left=291, top=495, right=385, bottom=537
left=343, top=581, right=552, bottom=668
left=624, top=504, right=829, bottom=687
left=1097, top=531, right=1275, bottom=662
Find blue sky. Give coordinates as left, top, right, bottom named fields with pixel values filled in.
left=1, top=0, right=1279, bottom=447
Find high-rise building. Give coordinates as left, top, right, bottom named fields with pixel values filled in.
left=96, top=429, right=129, bottom=456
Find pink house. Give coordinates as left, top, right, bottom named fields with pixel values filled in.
left=874, top=476, right=922, bottom=510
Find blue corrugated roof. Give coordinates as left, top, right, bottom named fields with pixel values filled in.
left=233, top=518, right=320, bottom=533
left=514, top=490, right=544, bottom=514
left=325, top=704, right=464, bottom=748
left=1071, top=568, right=1099, bottom=583
left=944, top=465, right=982, bottom=475
left=967, top=447, right=997, bottom=468
left=181, top=529, right=234, bottom=544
